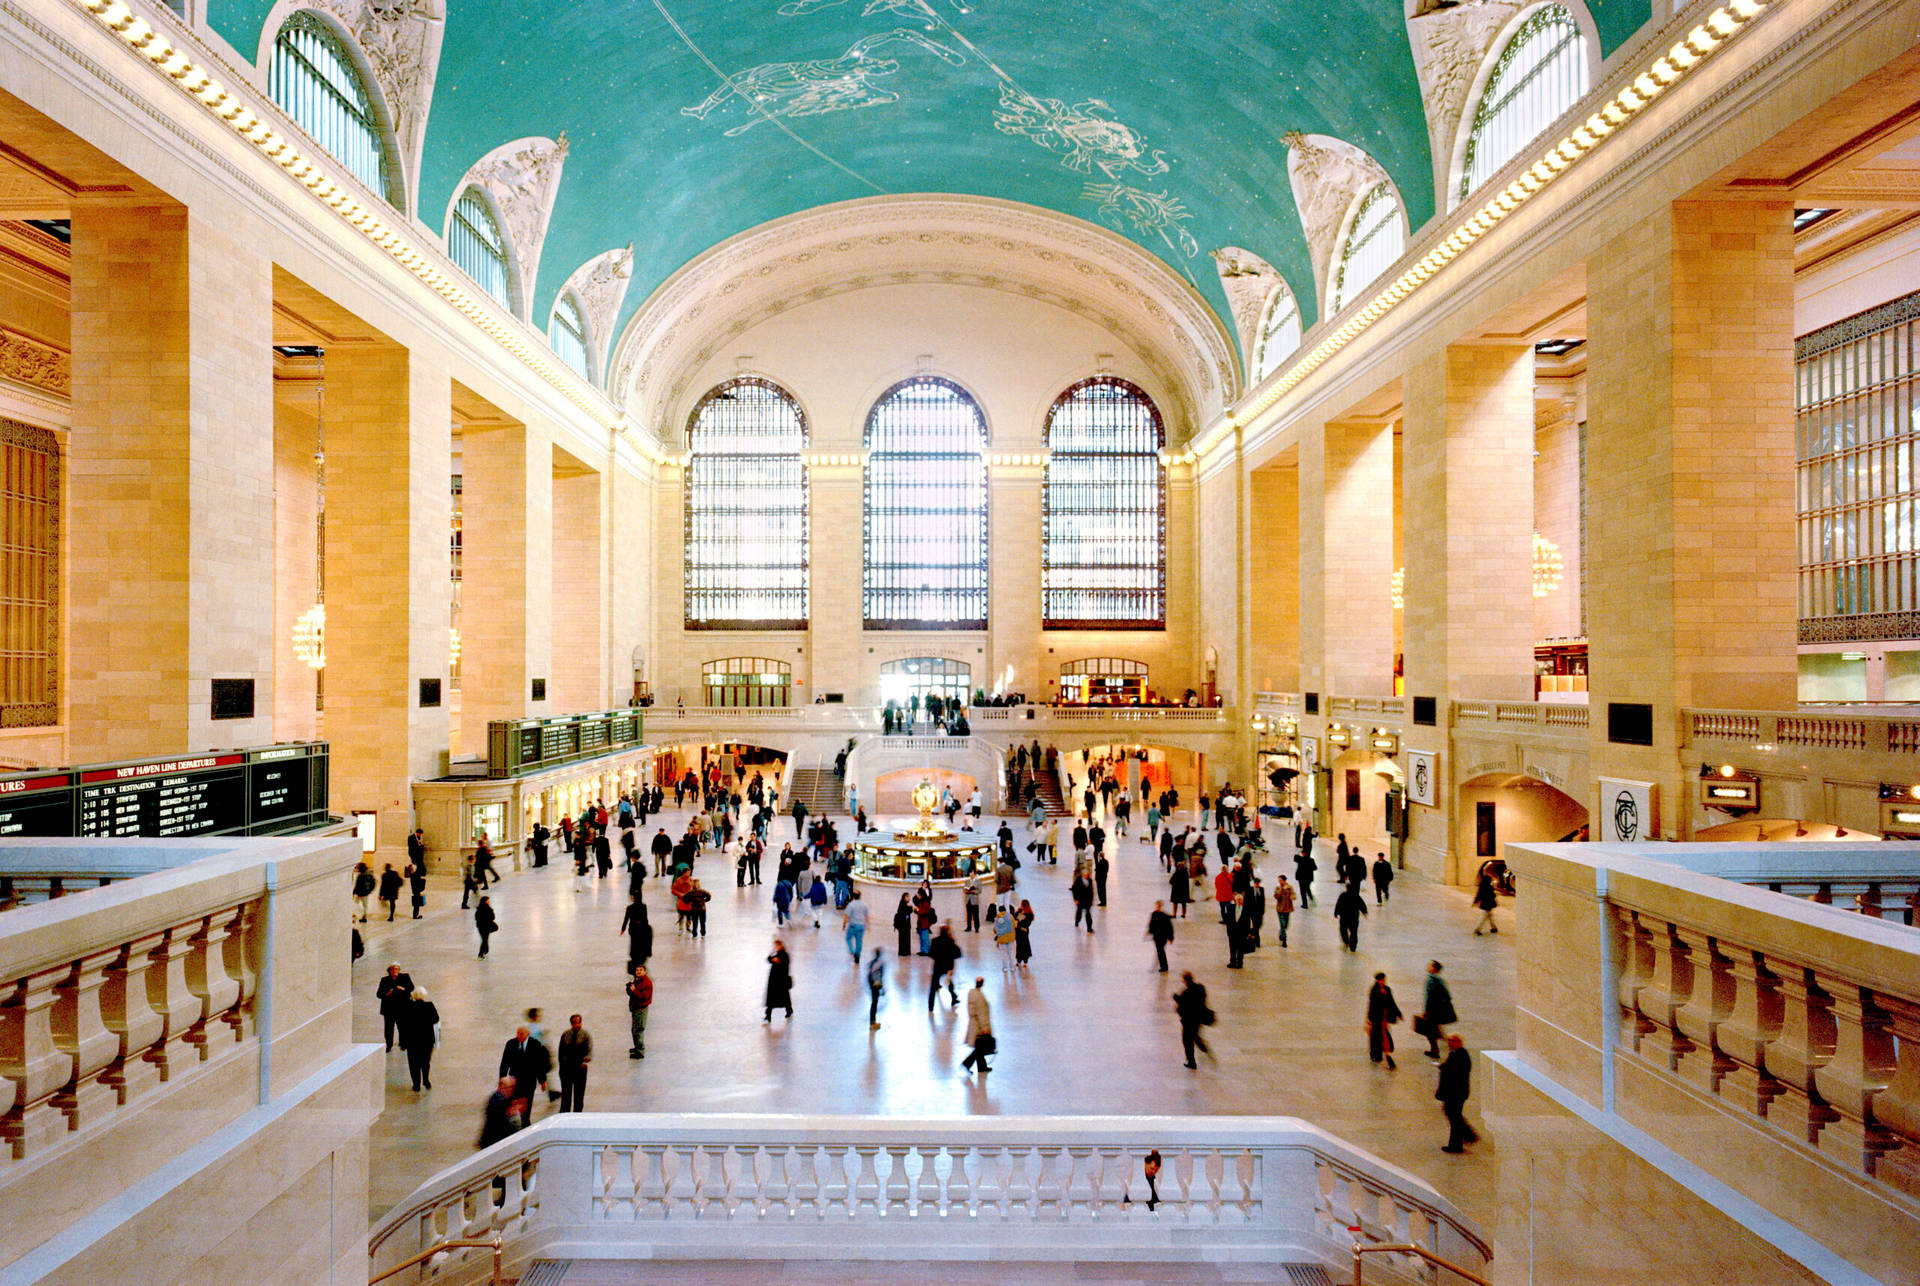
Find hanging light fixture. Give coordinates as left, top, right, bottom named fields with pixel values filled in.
left=449, top=626, right=462, bottom=670
left=1390, top=568, right=1404, bottom=611
left=292, top=348, right=327, bottom=668
left=1533, top=532, right=1563, bottom=599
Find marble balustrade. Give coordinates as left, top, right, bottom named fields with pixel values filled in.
left=369, top=1115, right=1491, bottom=1284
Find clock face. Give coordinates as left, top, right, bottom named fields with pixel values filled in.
left=1613, top=790, right=1640, bottom=841
left=1413, top=760, right=1429, bottom=799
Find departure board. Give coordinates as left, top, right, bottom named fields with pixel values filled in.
left=0, top=744, right=330, bottom=840
left=487, top=710, right=646, bottom=777
left=247, top=748, right=312, bottom=830
left=78, top=754, right=247, bottom=838
left=0, top=774, right=78, bottom=837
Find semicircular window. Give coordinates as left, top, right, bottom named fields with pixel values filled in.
left=449, top=188, right=512, bottom=309
left=549, top=292, right=589, bottom=378
left=864, top=377, right=989, bottom=630
left=685, top=378, right=810, bottom=629
left=1042, top=377, right=1165, bottom=629
left=1253, top=283, right=1303, bottom=382
left=1462, top=5, right=1589, bottom=201
left=1330, top=182, right=1404, bottom=316
left=268, top=12, right=394, bottom=204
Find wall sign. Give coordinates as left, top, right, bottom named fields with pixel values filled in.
left=1598, top=777, right=1656, bottom=842
left=1407, top=750, right=1437, bottom=807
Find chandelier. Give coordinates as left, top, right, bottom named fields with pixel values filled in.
left=1533, top=533, right=1563, bottom=599
left=293, top=604, right=326, bottom=669
left=449, top=627, right=461, bottom=670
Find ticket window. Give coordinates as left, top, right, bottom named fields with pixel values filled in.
left=470, top=801, right=505, bottom=849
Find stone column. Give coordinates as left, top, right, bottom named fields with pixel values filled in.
left=607, top=444, right=655, bottom=708
left=1586, top=200, right=1797, bottom=838
left=1248, top=459, right=1300, bottom=692
left=1196, top=439, right=1244, bottom=712
left=67, top=200, right=276, bottom=759
left=1298, top=418, right=1394, bottom=699
left=324, top=342, right=452, bottom=857
left=989, top=455, right=1043, bottom=700
left=809, top=457, right=865, bottom=701
left=461, top=417, right=552, bottom=727
left=550, top=448, right=607, bottom=711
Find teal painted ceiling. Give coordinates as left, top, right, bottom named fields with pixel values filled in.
left=210, top=0, right=1649, bottom=357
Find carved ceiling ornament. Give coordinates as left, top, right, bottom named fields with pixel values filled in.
left=609, top=196, right=1235, bottom=445
left=560, top=245, right=635, bottom=372
left=1404, top=0, right=1527, bottom=205
left=458, top=135, right=570, bottom=320
left=284, top=0, right=444, bottom=212
left=1209, top=246, right=1284, bottom=377
left=1284, top=132, right=1388, bottom=316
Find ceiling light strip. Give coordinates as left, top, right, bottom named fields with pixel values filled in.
left=1182, top=0, right=1769, bottom=466
left=67, top=0, right=653, bottom=454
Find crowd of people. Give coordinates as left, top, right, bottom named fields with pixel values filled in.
left=358, top=749, right=1506, bottom=1171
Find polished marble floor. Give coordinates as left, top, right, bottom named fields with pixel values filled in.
left=354, top=804, right=1514, bottom=1245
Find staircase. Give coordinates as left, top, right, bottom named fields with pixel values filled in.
left=1021, top=768, right=1072, bottom=818
left=786, top=766, right=844, bottom=817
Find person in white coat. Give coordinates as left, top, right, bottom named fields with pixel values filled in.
left=960, top=977, right=994, bottom=1074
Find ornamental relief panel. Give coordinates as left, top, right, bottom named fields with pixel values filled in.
left=1284, top=132, right=1387, bottom=314
left=559, top=245, right=634, bottom=376
left=1209, top=246, right=1283, bottom=374
left=458, top=135, right=569, bottom=319
left=1405, top=0, right=1526, bottom=204
left=0, top=328, right=69, bottom=397
left=289, top=0, right=444, bottom=210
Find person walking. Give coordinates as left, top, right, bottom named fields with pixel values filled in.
left=498, top=1026, right=550, bottom=1113
left=1371, top=853, right=1394, bottom=904
left=1169, top=860, right=1190, bottom=918
left=685, top=878, right=710, bottom=938
left=1333, top=882, right=1368, bottom=952
left=1146, top=901, right=1175, bottom=973
left=1436, top=1034, right=1479, bottom=1152
left=378, top=863, right=402, bottom=921
left=625, top=964, right=653, bottom=1059
left=866, top=947, right=887, bottom=1029
left=620, top=894, right=652, bottom=968
left=844, top=889, right=869, bottom=962
left=1418, top=960, right=1458, bottom=1060
left=791, top=796, right=808, bottom=840
left=764, top=938, right=794, bottom=1023
left=556, top=1014, right=592, bottom=1112
left=1070, top=870, right=1096, bottom=934
left=963, top=873, right=981, bottom=933
left=1172, top=972, right=1213, bottom=1069
left=993, top=902, right=1017, bottom=973
left=773, top=876, right=794, bottom=926
left=1367, top=972, right=1402, bottom=1069
left=1294, top=846, right=1317, bottom=909
left=1094, top=851, right=1110, bottom=907
left=893, top=893, right=914, bottom=957
left=399, top=986, right=438, bottom=1091
left=1273, top=874, right=1295, bottom=947
left=474, top=896, right=497, bottom=959
left=959, top=977, right=994, bottom=1073
left=478, top=1076, right=522, bottom=1152
left=375, top=962, right=414, bottom=1052
left=408, top=863, right=427, bottom=919
left=1473, top=870, right=1501, bottom=934
left=352, top=862, right=375, bottom=922
left=808, top=873, right=830, bottom=927
left=1014, top=899, right=1036, bottom=969
left=927, top=923, right=962, bottom=1011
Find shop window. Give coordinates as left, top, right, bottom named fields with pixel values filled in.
left=1042, top=378, right=1165, bottom=629
left=864, top=378, right=988, bottom=629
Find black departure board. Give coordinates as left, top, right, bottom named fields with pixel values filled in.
left=0, top=743, right=330, bottom=840
left=488, top=710, right=645, bottom=778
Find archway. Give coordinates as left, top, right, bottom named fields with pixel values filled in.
left=1454, top=772, right=1589, bottom=873
left=879, top=656, right=972, bottom=709
left=1053, top=742, right=1203, bottom=819
left=874, top=767, right=978, bottom=818
left=1329, top=747, right=1403, bottom=855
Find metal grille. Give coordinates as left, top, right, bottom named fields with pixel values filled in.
left=863, top=377, right=989, bottom=629
left=1461, top=5, right=1589, bottom=201
left=1042, top=377, right=1165, bottom=629
left=1330, top=183, right=1403, bottom=315
left=268, top=12, right=390, bottom=202
left=0, top=422, right=57, bottom=726
left=1254, top=283, right=1303, bottom=381
left=449, top=188, right=512, bottom=308
left=684, top=378, right=810, bottom=629
left=549, top=292, right=590, bottom=377
left=1796, top=298, right=1920, bottom=623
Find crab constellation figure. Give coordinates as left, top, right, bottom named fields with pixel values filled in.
left=683, top=29, right=965, bottom=136
left=995, top=87, right=1169, bottom=181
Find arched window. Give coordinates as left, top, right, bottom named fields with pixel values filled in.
left=549, top=292, right=590, bottom=378
left=701, top=657, right=793, bottom=708
left=1253, top=283, right=1303, bottom=382
left=1330, top=182, right=1404, bottom=315
left=864, top=377, right=988, bottom=629
left=268, top=12, right=393, bottom=203
left=1461, top=5, right=1590, bottom=200
left=448, top=188, right=512, bottom=308
left=879, top=657, right=972, bottom=708
left=685, top=378, right=810, bottom=629
left=1042, top=377, right=1165, bottom=629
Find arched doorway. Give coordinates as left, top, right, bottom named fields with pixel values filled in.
left=1455, top=772, right=1590, bottom=877
left=880, top=656, right=971, bottom=708
left=1329, top=747, right=1403, bottom=854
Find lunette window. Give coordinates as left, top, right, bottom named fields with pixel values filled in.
left=268, top=12, right=394, bottom=204
left=549, top=293, right=590, bottom=378
left=1042, top=377, right=1166, bottom=629
left=1461, top=4, right=1590, bottom=201
left=1253, top=283, right=1303, bottom=382
left=684, top=378, right=810, bottom=629
left=864, top=377, right=989, bottom=629
left=449, top=188, right=512, bottom=309
left=1330, top=182, right=1404, bottom=316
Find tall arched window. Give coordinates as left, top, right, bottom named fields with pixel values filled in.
left=685, top=378, right=810, bottom=629
left=449, top=188, right=512, bottom=309
left=268, top=12, right=394, bottom=204
left=1253, top=282, right=1303, bottom=382
left=1329, top=182, right=1404, bottom=315
left=1043, top=377, right=1165, bottom=629
left=1461, top=5, right=1590, bottom=200
left=864, top=377, right=988, bottom=629
left=549, top=292, right=590, bottom=378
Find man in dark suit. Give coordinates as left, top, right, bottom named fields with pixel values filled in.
left=498, top=1026, right=550, bottom=1113
left=1437, top=1034, right=1479, bottom=1153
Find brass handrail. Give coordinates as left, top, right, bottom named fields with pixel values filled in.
left=1350, top=1233, right=1491, bottom=1286
left=369, top=1234, right=502, bottom=1285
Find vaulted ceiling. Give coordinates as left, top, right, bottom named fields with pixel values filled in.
left=208, top=0, right=1648, bottom=353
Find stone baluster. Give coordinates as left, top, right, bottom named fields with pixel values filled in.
left=1169, top=1146, right=1193, bottom=1213
left=98, top=932, right=165, bottom=1106
left=1094, top=1146, right=1128, bottom=1216
left=786, top=1143, right=820, bottom=1219
left=1033, top=1145, right=1065, bottom=1220
left=1613, top=909, right=1654, bottom=1054
left=219, top=902, right=257, bottom=1041
left=183, top=911, right=242, bottom=1060
left=637, top=1143, right=669, bottom=1219
left=49, top=946, right=123, bottom=1132
left=1811, top=980, right=1896, bottom=1176
left=1064, top=1146, right=1098, bottom=1220
left=665, top=1145, right=698, bottom=1217
left=1006, top=1145, right=1037, bottom=1218
left=1221, top=1148, right=1255, bottom=1222
left=819, top=1144, right=851, bottom=1219
left=693, top=1143, right=727, bottom=1215
left=1764, top=966, right=1838, bottom=1146
left=1869, top=996, right=1920, bottom=1200
left=0, top=964, right=71, bottom=1159
left=1714, top=948, right=1782, bottom=1118
left=849, top=1144, right=882, bottom=1217
left=1856, top=883, right=1884, bottom=920
left=1636, top=918, right=1695, bottom=1071
left=882, top=1144, right=912, bottom=1216
left=914, top=1144, right=942, bottom=1213
left=945, top=1146, right=974, bottom=1215
left=143, top=925, right=202, bottom=1081
left=1672, top=928, right=1736, bottom=1093
left=748, top=1145, right=779, bottom=1216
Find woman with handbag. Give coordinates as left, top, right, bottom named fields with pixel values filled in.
left=1367, top=972, right=1402, bottom=1069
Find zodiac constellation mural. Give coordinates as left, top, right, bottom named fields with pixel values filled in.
left=681, top=29, right=966, bottom=136
left=676, top=0, right=1199, bottom=274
